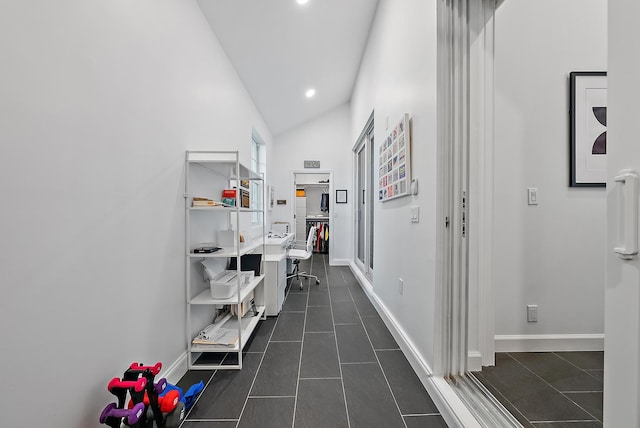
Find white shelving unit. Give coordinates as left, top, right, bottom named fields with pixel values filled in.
left=185, top=150, right=265, bottom=370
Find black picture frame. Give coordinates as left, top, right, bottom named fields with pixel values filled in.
left=570, top=71, right=607, bottom=187
left=336, top=189, right=348, bottom=204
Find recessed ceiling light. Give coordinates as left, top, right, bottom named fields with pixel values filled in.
left=297, top=0, right=309, bottom=4
left=305, top=88, right=316, bottom=98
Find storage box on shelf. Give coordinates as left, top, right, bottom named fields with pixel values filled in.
left=185, top=150, right=265, bottom=370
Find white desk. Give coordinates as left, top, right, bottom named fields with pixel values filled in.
left=264, top=233, right=295, bottom=255
left=263, top=233, right=294, bottom=315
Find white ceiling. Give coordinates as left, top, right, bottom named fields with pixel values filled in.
left=197, top=0, right=379, bottom=136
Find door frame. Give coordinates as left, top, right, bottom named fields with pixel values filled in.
left=352, top=111, right=375, bottom=280
left=433, top=0, right=517, bottom=425
left=289, top=169, right=334, bottom=264
left=436, top=0, right=497, bottom=378
left=467, top=0, right=497, bottom=371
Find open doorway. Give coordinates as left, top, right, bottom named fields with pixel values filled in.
left=437, top=0, right=607, bottom=425
left=467, top=0, right=607, bottom=425
left=292, top=171, right=332, bottom=256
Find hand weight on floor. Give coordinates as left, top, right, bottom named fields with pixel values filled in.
left=99, top=402, right=145, bottom=426
left=163, top=401, right=185, bottom=428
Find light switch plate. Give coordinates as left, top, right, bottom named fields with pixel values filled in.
left=410, top=206, right=420, bottom=223
left=528, top=188, right=538, bottom=205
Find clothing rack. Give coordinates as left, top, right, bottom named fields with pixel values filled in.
left=298, top=184, right=329, bottom=192
left=306, top=219, right=329, bottom=254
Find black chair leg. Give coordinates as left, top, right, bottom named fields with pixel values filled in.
left=286, top=259, right=319, bottom=290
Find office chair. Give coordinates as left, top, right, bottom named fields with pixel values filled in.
left=286, top=226, right=321, bottom=290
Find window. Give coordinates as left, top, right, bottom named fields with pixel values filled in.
left=251, top=132, right=265, bottom=223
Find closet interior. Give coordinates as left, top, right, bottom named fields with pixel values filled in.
left=294, top=173, right=330, bottom=254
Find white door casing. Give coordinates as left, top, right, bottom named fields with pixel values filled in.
left=604, top=0, right=640, bottom=424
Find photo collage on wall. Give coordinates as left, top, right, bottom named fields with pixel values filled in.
left=379, top=113, right=411, bottom=202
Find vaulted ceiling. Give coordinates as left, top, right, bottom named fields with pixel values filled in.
left=197, top=0, right=379, bottom=136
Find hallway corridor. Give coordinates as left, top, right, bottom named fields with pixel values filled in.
left=176, top=254, right=447, bottom=427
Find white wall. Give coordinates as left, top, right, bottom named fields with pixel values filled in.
left=0, top=1, right=271, bottom=426
left=351, top=0, right=439, bottom=367
left=494, top=0, right=607, bottom=343
left=271, top=104, right=352, bottom=264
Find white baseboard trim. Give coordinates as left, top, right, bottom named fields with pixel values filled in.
left=494, top=334, right=605, bottom=353
left=160, top=351, right=188, bottom=385
left=330, top=258, right=351, bottom=266
left=348, top=262, right=482, bottom=428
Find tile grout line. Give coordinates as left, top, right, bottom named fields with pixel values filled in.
left=471, top=371, right=534, bottom=427
left=178, top=368, right=218, bottom=427
left=180, top=351, right=239, bottom=425
left=403, top=413, right=442, bottom=417
left=552, top=351, right=605, bottom=384
left=323, top=253, right=353, bottom=428
left=248, top=395, right=297, bottom=399
left=506, top=353, right=601, bottom=424
left=340, top=361, right=379, bottom=365
left=233, top=305, right=281, bottom=428
left=298, top=377, right=343, bottom=380
left=291, top=259, right=312, bottom=428
left=347, top=281, right=409, bottom=428
left=511, top=352, right=603, bottom=422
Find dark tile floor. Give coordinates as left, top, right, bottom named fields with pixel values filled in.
left=176, top=254, right=448, bottom=428
left=473, top=351, right=604, bottom=427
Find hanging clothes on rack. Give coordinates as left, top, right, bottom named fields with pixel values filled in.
left=306, top=219, right=329, bottom=254
left=320, top=192, right=329, bottom=212
left=322, top=223, right=328, bottom=253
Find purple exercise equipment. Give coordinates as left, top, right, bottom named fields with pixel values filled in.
left=99, top=402, right=145, bottom=426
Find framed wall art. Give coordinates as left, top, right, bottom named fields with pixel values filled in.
left=378, top=113, right=411, bottom=202
left=336, top=189, right=347, bottom=204
left=570, top=71, right=607, bottom=187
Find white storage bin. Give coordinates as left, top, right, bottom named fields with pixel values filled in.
left=209, top=270, right=238, bottom=299
left=210, top=281, right=236, bottom=299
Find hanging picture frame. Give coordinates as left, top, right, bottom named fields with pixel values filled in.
left=379, top=113, right=411, bottom=201
left=570, top=71, right=607, bottom=187
left=336, top=189, right=348, bottom=204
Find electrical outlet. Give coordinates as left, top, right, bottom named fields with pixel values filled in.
left=399, top=278, right=404, bottom=295
left=527, top=305, right=538, bottom=323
